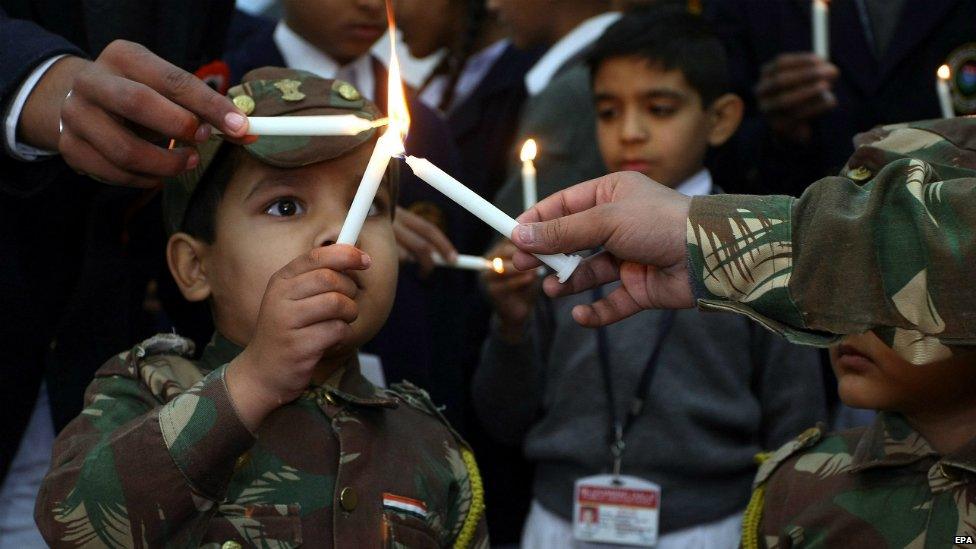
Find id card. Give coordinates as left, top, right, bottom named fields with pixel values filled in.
left=573, top=474, right=660, bottom=547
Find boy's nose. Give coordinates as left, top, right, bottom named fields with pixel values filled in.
left=621, top=114, right=648, bottom=142
left=316, top=226, right=341, bottom=248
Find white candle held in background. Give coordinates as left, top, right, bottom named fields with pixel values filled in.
left=812, top=0, right=829, bottom=60
left=403, top=155, right=581, bottom=282
left=521, top=139, right=538, bottom=211
left=432, top=253, right=492, bottom=271
left=937, top=64, right=954, bottom=119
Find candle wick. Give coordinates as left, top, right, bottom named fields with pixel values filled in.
left=370, top=117, right=390, bottom=128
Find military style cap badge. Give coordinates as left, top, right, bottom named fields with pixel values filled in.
left=945, top=44, right=976, bottom=114
left=334, top=80, right=361, bottom=101
left=274, top=79, right=306, bottom=101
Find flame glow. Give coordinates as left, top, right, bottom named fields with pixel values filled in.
left=491, top=257, right=505, bottom=274
left=520, top=139, right=537, bottom=162
left=384, top=0, right=410, bottom=153
left=938, top=64, right=951, bottom=80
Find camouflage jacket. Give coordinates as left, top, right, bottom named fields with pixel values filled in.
left=744, top=413, right=976, bottom=548
left=686, top=117, right=976, bottom=365
left=34, top=333, right=488, bottom=549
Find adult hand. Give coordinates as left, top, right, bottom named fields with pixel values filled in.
left=393, top=205, right=458, bottom=276
left=755, top=52, right=839, bottom=144
left=226, top=245, right=370, bottom=431
left=510, top=171, right=694, bottom=327
left=482, top=240, right=539, bottom=344
left=18, top=40, right=252, bottom=187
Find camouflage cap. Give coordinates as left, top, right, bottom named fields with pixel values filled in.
left=164, top=66, right=384, bottom=234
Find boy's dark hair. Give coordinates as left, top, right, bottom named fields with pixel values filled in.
left=180, top=145, right=241, bottom=243
left=587, top=7, right=731, bottom=106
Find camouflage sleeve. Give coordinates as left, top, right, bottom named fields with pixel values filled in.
left=687, top=118, right=976, bottom=365
left=35, top=360, right=255, bottom=548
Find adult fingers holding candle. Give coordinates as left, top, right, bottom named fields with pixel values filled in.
left=510, top=171, right=696, bottom=325
left=26, top=40, right=252, bottom=187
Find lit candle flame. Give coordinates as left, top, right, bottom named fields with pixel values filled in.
left=491, top=257, right=505, bottom=274
left=384, top=0, right=410, bottom=154
left=938, top=64, right=951, bottom=81
left=520, top=139, right=537, bottom=162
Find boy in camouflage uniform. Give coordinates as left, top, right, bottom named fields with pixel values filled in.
left=743, top=330, right=976, bottom=548
left=34, top=67, right=488, bottom=549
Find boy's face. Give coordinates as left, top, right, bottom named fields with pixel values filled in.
left=831, top=331, right=976, bottom=415
left=203, top=144, right=398, bottom=357
left=283, top=0, right=386, bottom=65
left=594, top=56, right=715, bottom=188
left=395, top=0, right=463, bottom=59
left=487, top=0, right=554, bottom=48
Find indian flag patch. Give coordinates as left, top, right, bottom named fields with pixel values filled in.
left=382, top=493, right=428, bottom=519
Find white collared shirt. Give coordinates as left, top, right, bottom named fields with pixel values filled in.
left=420, top=39, right=510, bottom=112
left=524, top=12, right=621, bottom=96
left=273, top=21, right=376, bottom=101
left=674, top=168, right=713, bottom=197
left=3, top=55, right=68, bottom=161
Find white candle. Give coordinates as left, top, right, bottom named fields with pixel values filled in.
left=241, top=115, right=386, bottom=136
left=812, top=0, right=829, bottom=60
left=521, top=139, right=538, bottom=211
left=937, top=65, right=954, bottom=119
left=404, top=155, right=581, bottom=283
left=431, top=253, right=492, bottom=271
left=336, top=130, right=401, bottom=245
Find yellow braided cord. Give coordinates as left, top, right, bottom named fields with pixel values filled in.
left=742, top=451, right=772, bottom=549
left=741, top=483, right=766, bottom=549
left=454, top=447, right=485, bottom=549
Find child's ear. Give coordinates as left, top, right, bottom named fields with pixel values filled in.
left=166, top=233, right=212, bottom=302
left=706, top=93, right=744, bottom=147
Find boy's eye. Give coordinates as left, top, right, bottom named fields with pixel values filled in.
left=596, top=106, right=619, bottom=121
left=648, top=104, right=677, bottom=117
left=265, top=198, right=305, bottom=217
left=367, top=198, right=385, bottom=217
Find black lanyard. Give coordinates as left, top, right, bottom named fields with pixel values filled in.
left=593, top=286, right=676, bottom=478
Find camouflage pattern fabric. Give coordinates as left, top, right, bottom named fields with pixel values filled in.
left=34, top=333, right=488, bottom=548
left=687, top=117, right=976, bottom=364
left=746, top=413, right=976, bottom=548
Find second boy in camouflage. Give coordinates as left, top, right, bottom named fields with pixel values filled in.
left=743, top=413, right=976, bottom=548
left=687, top=117, right=976, bottom=364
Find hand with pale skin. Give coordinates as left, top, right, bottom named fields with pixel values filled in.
left=18, top=39, right=253, bottom=187
left=482, top=240, right=539, bottom=344
left=226, top=245, right=370, bottom=432
left=510, top=171, right=694, bottom=328
left=755, top=52, right=839, bottom=144
left=393, top=205, right=458, bottom=275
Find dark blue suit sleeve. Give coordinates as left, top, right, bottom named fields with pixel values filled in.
left=0, top=8, right=84, bottom=195
left=0, top=8, right=84, bottom=114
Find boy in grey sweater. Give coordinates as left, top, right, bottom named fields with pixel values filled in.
left=475, top=10, right=827, bottom=548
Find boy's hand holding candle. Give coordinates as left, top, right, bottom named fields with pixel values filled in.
left=756, top=52, right=839, bottom=144
left=483, top=241, right=540, bottom=344
left=393, top=206, right=458, bottom=275
left=227, top=246, right=371, bottom=432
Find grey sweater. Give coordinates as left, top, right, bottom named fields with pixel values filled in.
left=473, top=283, right=827, bottom=534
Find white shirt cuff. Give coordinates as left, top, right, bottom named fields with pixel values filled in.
left=3, top=54, right=69, bottom=161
